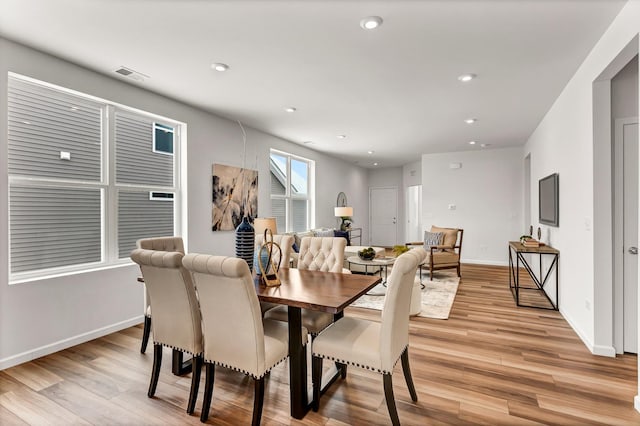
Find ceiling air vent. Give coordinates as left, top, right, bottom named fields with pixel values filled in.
left=114, top=66, right=149, bottom=82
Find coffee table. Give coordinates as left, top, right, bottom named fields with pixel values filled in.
left=347, top=256, right=395, bottom=295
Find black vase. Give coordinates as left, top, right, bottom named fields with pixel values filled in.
left=235, top=216, right=255, bottom=270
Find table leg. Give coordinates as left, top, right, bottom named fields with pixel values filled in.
left=287, top=306, right=309, bottom=419
left=172, top=350, right=192, bottom=376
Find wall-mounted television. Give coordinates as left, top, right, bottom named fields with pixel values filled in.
left=539, top=173, right=559, bottom=227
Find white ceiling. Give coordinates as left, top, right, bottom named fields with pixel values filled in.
left=0, top=0, right=627, bottom=168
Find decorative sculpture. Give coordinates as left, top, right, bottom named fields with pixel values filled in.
left=256, top=229, right=282, bottom=287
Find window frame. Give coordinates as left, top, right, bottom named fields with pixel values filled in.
left=7, top=73, right=184, bottom=284
left=269, top=149, right=314, bottom=232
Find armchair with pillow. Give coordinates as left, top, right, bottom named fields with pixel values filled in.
left=407, top=225, right=464, bottom=279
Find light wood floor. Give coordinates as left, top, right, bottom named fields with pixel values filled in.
left=1, top=264, right=639, bottom=425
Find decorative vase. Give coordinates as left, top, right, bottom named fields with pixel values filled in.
left=235, top=216, right=255, bottom=270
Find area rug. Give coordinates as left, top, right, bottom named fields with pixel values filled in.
left=350, top=271, right=460, bottom=319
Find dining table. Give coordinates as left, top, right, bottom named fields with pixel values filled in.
left=255, top=267, right=381, bottom=420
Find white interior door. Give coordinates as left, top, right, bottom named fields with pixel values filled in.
left=623, top=121, right=639, bottom=353
left=370, top=187, right=397, bottom=247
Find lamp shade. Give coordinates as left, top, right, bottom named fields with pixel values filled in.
left=334, top=206, right=353, bottom=217
left=253, top=217, right=277, bottom=236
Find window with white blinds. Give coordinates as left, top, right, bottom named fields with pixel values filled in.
left=7, top=74, right=182, bottom=282
left=269, top=149, right=313, bottom=232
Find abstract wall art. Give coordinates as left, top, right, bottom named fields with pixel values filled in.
left=212, top=163, right=258, bottom=231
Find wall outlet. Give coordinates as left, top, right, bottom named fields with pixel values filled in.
left=585, top=300, right=591, bottom=311
left=448, top=204, right=456, bottom=210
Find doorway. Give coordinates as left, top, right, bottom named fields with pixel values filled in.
left=614, top=118, right=639, bottom=354
left=406, top=185, right=422, bottom=242
left=370, top=187, right=398, bottom=246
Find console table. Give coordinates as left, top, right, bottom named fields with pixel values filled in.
left=346, top=227, right=362, bottom=245
left=508, top=241, right=559, bottom=310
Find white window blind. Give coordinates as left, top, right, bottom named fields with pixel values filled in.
left=7, top=74, right=182, bottom=281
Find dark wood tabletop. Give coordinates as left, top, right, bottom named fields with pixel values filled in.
left=254, top=267, right=381, bottom=313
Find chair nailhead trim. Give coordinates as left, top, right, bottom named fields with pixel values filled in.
left=155, top=342, right=202, bottom=356
left=205, top=355, right=288, bottom=380
left=312, top=345, right=407, bottom=375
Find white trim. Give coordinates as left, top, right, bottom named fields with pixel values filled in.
left=561, top=306, right=616, bottom=357
left=634, top=395, right=640, bottom=413
left=0, top=316, right=144, bottom=370
left=462, top=258, right=508, bottom=267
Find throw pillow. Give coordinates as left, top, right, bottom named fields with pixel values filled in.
left=314, top=229, right=334, bottom=238
left=424, top=231, right=444, bottom=248
left=292, top=242, right=299, bottom=253
left=333, top=230, right=351, bottom=246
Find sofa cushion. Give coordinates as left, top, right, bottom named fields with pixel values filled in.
left=333, top=230, right=350, bottom=246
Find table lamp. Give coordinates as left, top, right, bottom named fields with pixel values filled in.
left=334, top=206, right=353, bottom=231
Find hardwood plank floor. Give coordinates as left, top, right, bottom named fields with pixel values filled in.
left=1, top=264, right=639, bottom=425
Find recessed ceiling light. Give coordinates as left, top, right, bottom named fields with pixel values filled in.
left=469, top=141, right=477, bottom=145
left=285, top=107, right=297, bottom=113
left=480, top=143, right=491, bottom=148
left=373, top=162, right=379, bottom=166
left=367, top=150, right=374, bottom=154
left=337, top=135, right=347, bottom=139
left=464, top=118, right=477, bottom=124
left=458, top=73, right=476, bottom=82
left=303, top=141, right=313, bottom=145
left=360, top=16, right=383, bottom=30
left=211, top=63, right=229, bottom=72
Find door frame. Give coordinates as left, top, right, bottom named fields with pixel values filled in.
left=369, top=186, right=398, bottom=246
left=613, top=117, right=639, bottom=353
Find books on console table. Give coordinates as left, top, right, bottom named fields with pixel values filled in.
left=522, top=239, right=545, bottom=247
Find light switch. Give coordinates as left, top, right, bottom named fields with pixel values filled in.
left=60, top=151, right=71, bottom=160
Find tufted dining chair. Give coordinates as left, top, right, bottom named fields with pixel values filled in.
left=182, top=253, right=306, bottom=425
left=254, top=234, right=294, bottom=315
left=136, top=236, right=185, bottom=354
left=311, top=247, right=427, bottom=426
left=264, top=236, right=348, bottom=337
left=130, top=248, right=203, bottom=415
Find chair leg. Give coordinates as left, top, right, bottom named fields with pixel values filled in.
left=187, top=355, right=203, bottom=414
left=457, top=264, right=461, bottom=277
left=141, top=315, right=151, bottom=354
left=383, top=373, right=400, bottom=426
left=252, top=377, right=265, bottom=426
left=148, top=344, right=162, bottom=397
left=311, top=355, right=323, bottom=412
left=200, top=363, right=215, bottom=423
left=401, top=348, right=418, bottom=402
left=336, top=361, right=347, bottom=379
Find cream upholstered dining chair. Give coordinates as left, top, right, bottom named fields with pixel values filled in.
left=254, top=233, right=294, bottom=315
left=182, top=253, right=306, bottom=425
left=130, top=248, right=203, bottom=415
left=264, top=236, right=348, bottom=337
left=311, top=247, right=427, bottom=426
left=135, top=236, right=185, bottom=354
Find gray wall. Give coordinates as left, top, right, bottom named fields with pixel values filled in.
left=0, top=37, right=369, bottom=367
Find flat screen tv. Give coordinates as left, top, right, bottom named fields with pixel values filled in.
left=539, top=173, right=559, bottom=226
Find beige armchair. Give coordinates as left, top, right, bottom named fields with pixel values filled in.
left=129, top=248, right=202, bottom=415
left=182, top=253, right=306, bottom=425
left=135, top=236, right=185, bottom=354
left=408, top=226, right=463, bottom=279
left=265, top=236, right=348, bottom=337
left=311, top=247, right=427, bottom=425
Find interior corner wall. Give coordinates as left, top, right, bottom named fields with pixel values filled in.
left=523, top=0, right=640, bottom=366
left=0, top=37, right=369, bottom=369
left=421, top=147, right=523, bottom=265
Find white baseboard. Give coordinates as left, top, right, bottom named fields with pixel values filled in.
left=559, top=307, right=616, bottom=357
left=0, top=316, right=144, bottom=370
left=462, top=258, right=508, bottom=267
left=635, top=395, right=640, bottom=413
